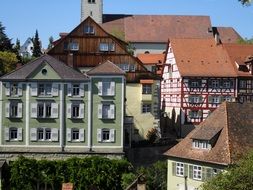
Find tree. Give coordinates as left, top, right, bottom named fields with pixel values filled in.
left=32, top=30, right=42, bottom=57
left=237, top=37, right=253, bottom=44
left=239, top=0, right=252, bottom=5
left=13, top=38, right=22, bottom=62
left=201, top=151, right=253, bottom=190
left=0, top=22, right=13, bottom=51
left=47, top=36, right=54, bottom=50
left=0, top=51, right=18, bottom=75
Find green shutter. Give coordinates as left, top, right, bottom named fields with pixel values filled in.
left=184, top=164, right=188, bottom=177
left=189, top=165, right=193, bottom=179
left=172, top=162, right=176, bottom=176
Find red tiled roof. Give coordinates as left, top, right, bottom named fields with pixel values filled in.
left=102, top=15, right=213, bottom=43
left=165, top=102, right=253, bottom=166
left=223, top=43, right=253, bottom=77
left=216, top=27, right=242, bottom=43
left=170, top=38, right=237, bottom=77
left=137, top=54, right=165, bottom=65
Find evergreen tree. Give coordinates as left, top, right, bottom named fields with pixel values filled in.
left=13, top=38, right=22, bottom=62
left=0, top=22, right=13, bottom=51
left=32, top=30, right=42, bottom=57
left=47, top=36, right=54, bottom=50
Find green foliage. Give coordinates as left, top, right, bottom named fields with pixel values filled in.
left=237, top=37, right=253, bottom=44
left=0, top=22, right=13, bottom=51
left=121, top=173, right=137, bottom=189
left=0, top=51, right=18, bottom=75
left=201, top=151, right=253, bottom=190
left=32, top=30, right=42, bottom=57
left=137, top=161, right=167, bottom=190
left=8, top=156, right=132, bottom=190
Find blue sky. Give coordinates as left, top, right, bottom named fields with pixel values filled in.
left=0, top=0, right=252, bottom=48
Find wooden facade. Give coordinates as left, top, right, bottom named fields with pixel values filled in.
left=48, top=17, right=156, bottom=83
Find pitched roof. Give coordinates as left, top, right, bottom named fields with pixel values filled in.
left=137, top=54, right=165, bottom=65
left=1, top=54, right=88, bottom=81
left=223, top=43, right=253, bottom=77
left=169, top=38, right=237, bottom=77
left=102, top=14, right=213, bottom=43
left=165, top=102, right=253, bottom=166
left=87, top=60, right=125, bottom=75
left=215, top=27, right=242, bottom=43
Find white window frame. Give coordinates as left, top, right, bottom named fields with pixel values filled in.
left=98, top=104, right=115, bottom=119
left=142, top=104, right=151, bottom=113
left=84, top=25, right=95, bottom=34
left=211, top=80, right=220, bottom=88
left=176, top=162, right=184, bottom=177
left=69, top=42, right=79, bottom=51
left=212, top=96, right=220, bottom=104
left=142, top=84, right=152, bottom=94
left=193, top=140, right=209, bottom=149
left=239, top=80, right=247, bottom=88
left=189, top=110, right=202, bottom=119
left=99, top=43, right=109, bottom=52
left=223, top=80, right=231, bottom=88
left=120, top=64, right=130, bottom=72
left=223, top=95, right=232, bottom=102
left=190, top=80, right=201, bottom=88
left=67, top=103, right=85, bottom=119
left=97, top=128, right=115, bottom=143
left=10, top=127, right=18, bottom=140
left=38, top=83, right=52, bottom=97
left=193, top=165, right=202, bottom=181
left=98, top=81, right=115, bottom=96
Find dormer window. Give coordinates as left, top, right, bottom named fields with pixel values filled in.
left=193, top=139, right=210, bottom=150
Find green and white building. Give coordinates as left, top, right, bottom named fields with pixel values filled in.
left=0, top=54, right=125, bottom=160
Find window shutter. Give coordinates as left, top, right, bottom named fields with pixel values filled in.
left=172, top=162, right=176, bottom=176
left=51, top=128, right=59, bottom=142
left=189, top=165, right=193, bottom=179
left=202, top=167, right=207, bottom=181
left=18, top=128, right=23, bottom=141
left=79, top=83, right=85, bottom=97
left=30, top=83, right=38, bottom=96
left=18, top=83, right=23, bottom=96
left=109, top=104, right=115, bottom=119
left=98, top=82, right=102, bottom=96
left=205, top=168, right=213, bottom=180
left=67, top=103, right=72, bottom=118
left=110, top=81, right=115, bottom=96
left=31, top=103, right=38, bottom=118
left=17, top=103, right=23, bottom=118
left=51, top=103, right=58, bottom=118
left=199, top=96, right=203, bottom=103
left=67, top=83, right=72, bottom=96
left=67, top=128, right=72, bottom=142
left=5, top=128, right=9, bottom=141
left=184, top=164, right=188, bottom=177
left=110, top=129, right=115, bottom=142
left=52, top=83, right=59, bottom=97
left=97, top=129, right=102, bottom=142
left=79, top=103, right=85, bottom=119
left=30, top=128, right=37, bottom=141
left=98, top=104, right=103, bottom=119
left=79, top=128, right=85, bottom=142
left=5, top=102, right=10, bottom=118
left=5, top=83, right=10, bottom=96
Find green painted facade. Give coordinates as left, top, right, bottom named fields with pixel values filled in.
left=0, top=61, right=125, bottom=156
left=167, top=158, right=225, bottom=190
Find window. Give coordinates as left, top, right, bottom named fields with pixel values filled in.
left=38, top=102, right=52, bottom=118
left=6, top=102, right=22, bottom=118
left=5, top=82, right=22, bottom=97
left=193, top=165, right=202, bottom=180
left=88, top=0, right=95, bottom=3
left=223, top=80, right=231, bottom=88
left=176, top=162, right=184, bottom=177
left=129, top=64, right=136, bottom=72
left=98, top=104, right=115, bottom=119
left=72, top=84, right=80, bottom=96
left=190, top=80, right=201, bottom=88
left=193, top=140, right=209, bottom=149
left=98, top=81, right=115, bottom=96
left=189, top=110, right=202, bottom=119
left=84, top=25, right=95, bottom=34
left=97, top=128, right=115, bottom=143
left=38, top=84, right=52, bottom=96
left=99, top=43, right=109, bottom=51
left=69, top=42, right=79, bottom=51
left=142, top=84, right=152, bottom=94
left=72, top=129, right=79, bottom=140
left=37, top=128, right=51, bottom=141
left=10, top=83, right=18, bottom=96
left=119, top=64, right=130, bottom=72
left=109, top=43, right=115, bottom=51
left=209, top=96, right=221, bottom=104
left=189, top=95, right=202, bottom=104
left=142, top=104, right=151, bottom=113
left=239, top=80, right=247, bottom=88
left=223, top=96, right=232, bottom=102
left=31, top=102, right=58, bottom=119
left=67, top=103, right=85, bottom=119
left=10, top=128, right=18, bottom=140
left=211, top=80, right=219, bottom=88
left=10, top=103, right=18, bottom=117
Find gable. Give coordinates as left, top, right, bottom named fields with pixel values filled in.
left=28, top=62, right=61, bottom=80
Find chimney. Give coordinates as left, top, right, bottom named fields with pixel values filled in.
left=67, top=53, right=74, bottom=67
left=215, top=33, right=221, bottom=45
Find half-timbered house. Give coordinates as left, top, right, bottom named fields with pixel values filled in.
left=48, top=17, right=161, bottom=144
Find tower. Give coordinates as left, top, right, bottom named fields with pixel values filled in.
left=81, top=0, right=103, bottom=24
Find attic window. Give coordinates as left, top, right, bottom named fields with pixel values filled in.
left=84, top=25, right=95, bottom=35
left=192, top=139, right=210, bottom=150
left=42, top=69, right=47, bottom=75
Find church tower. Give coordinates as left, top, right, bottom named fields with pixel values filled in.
left=81, top=0, right=103, bottom=24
